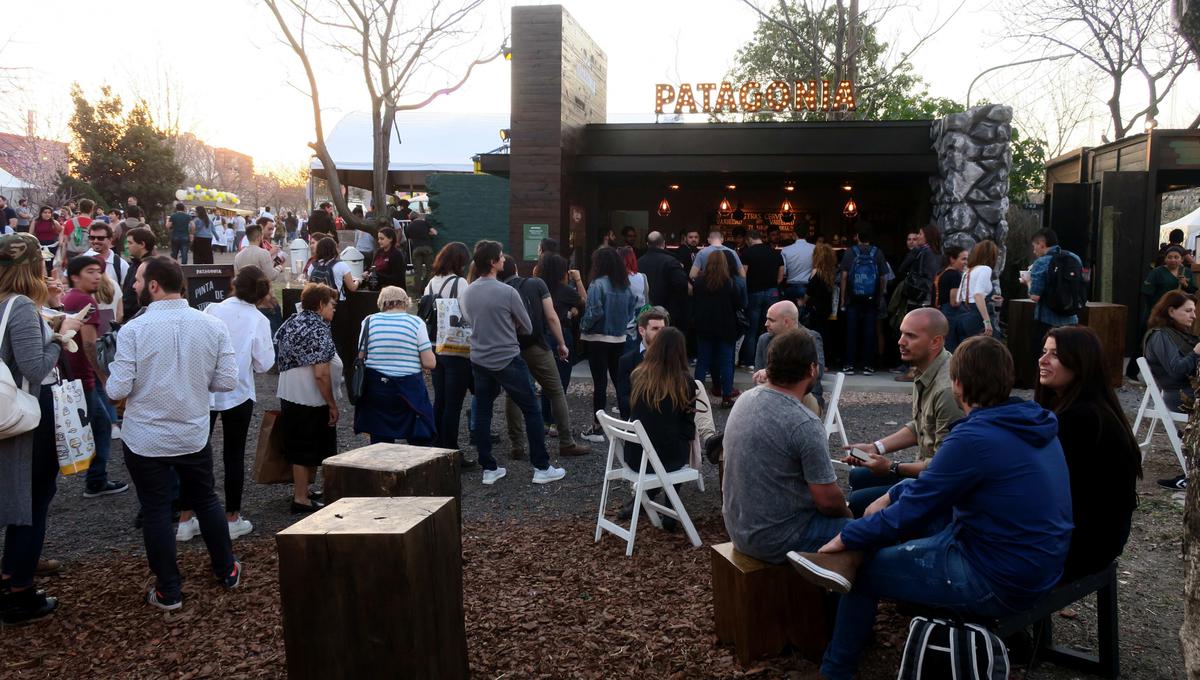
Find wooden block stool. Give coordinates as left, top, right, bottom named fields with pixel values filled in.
left=711, top=542, right=831, bottom=666
left=322, top=443, right=460, bottom=506
left=276, top=497, right=468, bottom=680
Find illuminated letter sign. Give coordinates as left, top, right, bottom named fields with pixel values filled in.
left=654, top=79, right=855, bottom=114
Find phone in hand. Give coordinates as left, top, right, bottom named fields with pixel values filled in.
left=847, top=447, right=871, bottom=462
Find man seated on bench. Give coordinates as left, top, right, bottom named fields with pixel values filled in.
left=722, top=329, right=852, bottom=564
left=840, top=308, right=963, bottom=516
left=787, top=336, right=1073, bottom=680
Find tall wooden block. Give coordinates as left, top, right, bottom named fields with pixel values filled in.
left=711, top=542, right=830, bottom=666
left=276, top=497, right=467, bottom=680
left=322, top=443, right=460, bottom=505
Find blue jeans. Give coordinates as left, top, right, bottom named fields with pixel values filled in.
left=471, top=356, right=549, bottom=471
left=844, top=298, right=878, bottom=370
left=847, top=467, right=900, bottom=518
left=820, top=524, right=1022, bottom=680
left=740, top=289, right=777, bottom=366
left=783, top=283, right=808, bottom=303
left=432, top=355, right=472, bottom=450
left=796, top=513, right=852, bottom=553
left=170, top=237, right=189, bottom=264
left=85, top=387, right=113, bottom=489
left=695, top=337, right=735, bottom=397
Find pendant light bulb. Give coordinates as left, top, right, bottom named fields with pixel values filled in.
left=718, top=197, right=732, bottom=213
left=657, top=198, right=672, bottom=217
left=843, top=196, right=859, bottom=219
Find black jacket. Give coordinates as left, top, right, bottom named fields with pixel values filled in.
left=616, top=347, right=643, bottom=419
left=623, top=376, right=696, bottom=474
left=307, top=210, right=334, bottom=238
left=122, top=256, right=141, bottom=319
left=638, top=247, right=690, bottom=327
left=692, top=279, right=743, bottom=342
left=1056, top=398, right=1139, bottom=580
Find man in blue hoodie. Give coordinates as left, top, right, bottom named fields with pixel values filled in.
left=787, top=336, right=1073, bottom=680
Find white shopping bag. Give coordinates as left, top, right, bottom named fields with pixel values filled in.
left=434, top=297, right=472, bottom=356
left=52, top=379, right=95, bottom=475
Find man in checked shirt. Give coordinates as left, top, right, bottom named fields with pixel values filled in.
left=107, top=256, right=242, bottom=611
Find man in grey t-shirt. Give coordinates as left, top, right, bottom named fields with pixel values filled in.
left=722, top=328, right=850, bottom=564
left=459, top=240, right=566, bottom=487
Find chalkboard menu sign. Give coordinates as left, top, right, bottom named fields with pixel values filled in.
left=181, top=264, right=234, bottom=311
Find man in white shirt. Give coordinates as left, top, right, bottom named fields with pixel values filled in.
left=231, top=214, right=247, bottom=253
left=107, top=256, right=242, bottom=611
left=83, top=221, right=129, bottom=325
left=780, top=236, right=816, bottom=302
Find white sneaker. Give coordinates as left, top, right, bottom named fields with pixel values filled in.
left=532, top=465, right=567, bottom=484
left=580, top=426, right=605, bottom=443
left=175, top=517, right=200, bottom=542
left=481, top=467, right=507, bottom=485
left=227, top=517, right=254, bottom=539
left=111, top=424, right=122, bottom=440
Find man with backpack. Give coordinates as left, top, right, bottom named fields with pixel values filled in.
left=838, top=222, right=887, bottom=375
left=60, top=198, right=95, bottom=267
left=1028, top=228, right=1085, bottom=346
left=497, top=255, right=590, bottom=457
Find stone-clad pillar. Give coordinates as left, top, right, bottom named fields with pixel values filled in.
left=930, top=105, right=1013, bottom=276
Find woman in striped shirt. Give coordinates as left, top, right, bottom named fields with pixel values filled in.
left=353, top=286, right=437, bottom=445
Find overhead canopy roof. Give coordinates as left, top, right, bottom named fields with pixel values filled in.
left=1160, top=206, right=1200, bottom=249
left=0, top=167, right=34, bottom=191
left=310, top=111, right=509, bottom=191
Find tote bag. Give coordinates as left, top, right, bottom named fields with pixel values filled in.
left=0, top=297, right=42, bottom=439
left=52, top=378, right=94, bottom=474
left=434, top=297, right=472, bottom=356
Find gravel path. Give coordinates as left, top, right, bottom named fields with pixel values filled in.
left=3, top=372, right=1187, bottom=679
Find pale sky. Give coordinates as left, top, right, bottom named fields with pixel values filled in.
left=2, top=0, right=1197, bottom=168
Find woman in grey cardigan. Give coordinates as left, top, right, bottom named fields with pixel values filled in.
left=0, top=233, right=80, bottom=624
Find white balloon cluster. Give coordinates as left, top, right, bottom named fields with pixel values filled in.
left=174, top=185, right=241, bottom=205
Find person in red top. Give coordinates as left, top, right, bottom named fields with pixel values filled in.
left=59, top=198, right=95, bottom=268
left=61, top=255, right=127, bottom=498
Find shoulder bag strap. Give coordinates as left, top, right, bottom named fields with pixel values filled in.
left=437, top=276, right=455, bottom=299
left=449, top=276, right=461, bottom=298
left=0, top=296, right=32, bottom=391
left=358, top=315, right=372, bottom=357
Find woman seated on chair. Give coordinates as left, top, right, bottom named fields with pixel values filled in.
left=1140, top=289, right=1199, bottom=490
left=622, top=327, right=700, bottom=531
left=1034, top=326, right=1142, bottom=580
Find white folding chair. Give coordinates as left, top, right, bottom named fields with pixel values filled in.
left=691, top=380, right=710, bottom=492
left=594, top=410, right=703, bottom=556
left=823, top=371, right=849, bottom=448
left=1132, top=357, right=1189, bottom=474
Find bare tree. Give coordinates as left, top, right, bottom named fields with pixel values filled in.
left=1010, top=65, right=1102, bottom=158
left=1008, top=0, right=1194, bottom=140
left=734, top=0, right=966, bottom=119
left=261, top=0, right=506, bottom=233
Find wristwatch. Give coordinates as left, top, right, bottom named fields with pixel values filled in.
left=890, top=461, right=902, bottom=478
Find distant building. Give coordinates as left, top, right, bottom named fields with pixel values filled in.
left=214, top=146, right=254, bottom=190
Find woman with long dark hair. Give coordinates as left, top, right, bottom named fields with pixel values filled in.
left=693, top=249, right=744, bottom=407
left=579, top=246, right=637, bottom=442
left=619, top=245, right=648, bottom=352
left=372, top=226, right=407, bottom=289
left=190, top=206, right=214, bottom=264
left=32, top=207, right=61, bottom=274
left=1034, top=326, right=1141, bottom=578
left=425, top=242, right=474, bottom=463
left=306, top=236, right=358, bottom=300
left=806, top=243, right=838, bottom=367
left=538, top=253, right=585, bottom=437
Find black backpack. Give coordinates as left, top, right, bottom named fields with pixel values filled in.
left=898, top=617, right=1009, bottom=680
left=417, top=276, right=460, bottom=341
left=1042, top=250, right=1087, bottom=316
left=506, top=276, right=544, bottom=350
left=308, top=258, right=337, bottom=288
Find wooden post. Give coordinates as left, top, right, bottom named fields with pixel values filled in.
left=322, top=443, right=460, bottom=505
left=276, top=497, right=468, bottom=680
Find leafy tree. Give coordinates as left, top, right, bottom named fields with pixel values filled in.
left=66, top=84, right=184, bottom=219
left=1008, top=127, right=1047, bottom=205
left=726, top=2, right=960, bottom=121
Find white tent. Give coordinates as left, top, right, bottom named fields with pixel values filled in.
left=0, top=167, right=33, bottom=193
left=1159, top=207, right=1200, bottom=251
left=309, top=111, right=510, bottom=189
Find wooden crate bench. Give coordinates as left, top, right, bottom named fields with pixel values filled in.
left=711, top=542, right=833, bottom=666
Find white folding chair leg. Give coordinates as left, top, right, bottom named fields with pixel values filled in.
left=1165, top=418, right=1189, bottom=474
left=1132, top=387, right=1151, bottom=440
left=658, top=480, right=702, bottom=548
left=834, top=408, right=849, bottom=448
left=594, top=440, right=618, bottom=543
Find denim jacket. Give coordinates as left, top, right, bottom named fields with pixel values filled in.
left=580, top=276, right=638, bottom=337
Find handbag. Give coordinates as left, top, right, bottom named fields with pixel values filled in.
left=0, top=297, right=43, bottom=440
left=252, top=409, right=292, bottom=484
left=52, top=378, right=94, bottom=474
left=348, top=315, right=370, bottom=405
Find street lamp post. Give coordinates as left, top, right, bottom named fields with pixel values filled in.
left=965, top=54, right=1074, bottom=108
